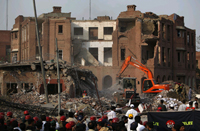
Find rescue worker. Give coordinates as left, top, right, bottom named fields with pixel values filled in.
left=195, top=102, right=199, bottom=110
left=168, top=104, right=175, bottom=112
left=127, top=114, right=134, bottom=131
left=125, top=104, right=138, bottom=118
left=82, top=90, right=87, bottom=98
left=107, top=106, right=116, bottom=121
left=66, top=112, right=77, bottom=123
left=157, top=100, right=167, bottom=111
left=186, top=101, right=195, bottom=110
left=193, top=97, right=198, bottom=107
left=135, top=116, right=146, bottom=131
left=22, top=110, right=29, bottom=123
left=6, top=111, right=13, bottom=128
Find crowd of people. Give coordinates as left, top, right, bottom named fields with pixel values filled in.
left=0, top=104, right=161, bottom=131
left=1, top=95, right=199, bottom=131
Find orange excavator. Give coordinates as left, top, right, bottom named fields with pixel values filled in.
left=117, top=56, right=171, bottom=94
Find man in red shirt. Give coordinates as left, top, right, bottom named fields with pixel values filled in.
left=186, top=101, right=195, bottom=110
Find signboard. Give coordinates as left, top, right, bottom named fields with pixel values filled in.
left=148, top=111, right=200, bottom=130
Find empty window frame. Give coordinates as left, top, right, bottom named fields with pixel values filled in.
left=15, top=32, right=18, bottom=38
left=104, top=27, right=113, bottom=35
left=89, top=48, right=98, bottom=61
left=58, top=25, right=63, bottom=33
left=162, top=23, right=165, bottom=39
left=177, top=30, right=181, bottom=37
left=89, top=27, right=98, bottom=40
left=178, top=52, right=181, bottom=62
left=191, top=33, right=194, bottom=46
left=187, top=33, right=190, bottom=45
left=167, top=25, right=170, bottom=41
left=121, top=48, right=125, bottom=61
left=59, top=50, right=63, bottom=59
left=104, top=48, right=112, bottom=63
left=74, top=27, right=83, bottom=35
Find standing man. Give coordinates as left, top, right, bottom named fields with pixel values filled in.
left=188, top=87, right=192, bottom=101
left=125, top=104, right=138, bottom=118
left=107, top=106, right=116, bottom=121
left=158, top=100, right=167, bottom=111
left=178, top=100, right=187, bottom=111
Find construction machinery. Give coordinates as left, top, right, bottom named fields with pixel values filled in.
left=117, top=56, right=171, bottom=94
left=113, top=77, right=141, bottom=106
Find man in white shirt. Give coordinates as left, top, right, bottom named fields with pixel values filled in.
left=107, top=106, right=116, bottom=120
left=127, top=114, right=135, bottom=131
left=125, top=104, right=138, bottom=119
left=178, top=100, right=187, bottom=111
left=40, top=115, right=46, bottom=131
left=135, top=116, right=145, bottom=131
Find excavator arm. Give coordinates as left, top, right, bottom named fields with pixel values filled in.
left=117, top=56, right=154, bottom=79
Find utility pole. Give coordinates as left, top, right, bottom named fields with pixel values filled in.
left=89, top=0, right=91, bottom=20
left=6, top=0, right=8, bottom=30
left=55, top=38, right=61, bottom=114
left=33, top=0, right=49, bottom=103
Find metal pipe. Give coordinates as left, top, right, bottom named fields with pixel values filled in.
left=55, top=38, right=61, bottom=114
left=93, top=78, right=103, bottom=115
left=32, top=0, right=49, bottom=103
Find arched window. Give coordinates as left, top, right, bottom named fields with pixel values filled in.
left=103, top=75, right=112, bottom=89
left=162, top=75, right=166, bottom=82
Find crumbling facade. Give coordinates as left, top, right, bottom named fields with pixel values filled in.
left=112, top=5, right=196, bottom=93
left=6, top=5, right=196, bottom=95
left=0, top=31, right=11, bottom=63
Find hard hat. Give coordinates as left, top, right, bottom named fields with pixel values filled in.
left=7, top=112, right=12, bottom=117
left=102, top=115, right=108, bottom=120
left=24, top=110, right=29, bottom=115
left=130, top=104, right=134, bottom=108
left=33, top=117, right=39, bottom=122
left=46, top=116, right=51, bottom=122
left=60, top=116, right=66, bottom=122
left=25, top=115, right=31, bottom=120
left=98, top=118, right=103, bottom=122
left=128, top=114, right=133, bottom=119
left=69, top=121, right=75, bottom=127
left=10, top=118, right=15, bottom=125
left=112, top=118, right=119, bottom=123
left=143, top=121, right=148, bottom=126
left=0, top=115, right=4, bottom=120
left=84, top=90, right=86, bottom=93
left=170, top=104, right=174, bottom=107
left=65, top=123, right=72, bottom=129
left=0, top=112, right=5, bottom=116
left=90, top=116, right=96, bottom=121
left=157, top=107, right=162, bottom=111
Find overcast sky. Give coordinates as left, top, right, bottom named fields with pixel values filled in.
left=0, top=0, right=200, bottom=47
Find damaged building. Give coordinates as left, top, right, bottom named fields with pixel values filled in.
left=0, top=61, right=97, bottom=97
left=0, top=5, right=196, bottom=95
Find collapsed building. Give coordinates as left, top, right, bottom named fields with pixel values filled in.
left=0, top=5, right=196, bottom=95
left=0, top=60, right=97, bottom=96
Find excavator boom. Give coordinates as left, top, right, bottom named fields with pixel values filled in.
left=117, top=56, right=153, bottom=79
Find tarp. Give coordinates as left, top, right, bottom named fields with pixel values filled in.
left=148, top=111, right=200, bottom=131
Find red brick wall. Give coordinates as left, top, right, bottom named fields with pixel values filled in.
left=0, top=31, right=11, bottom=62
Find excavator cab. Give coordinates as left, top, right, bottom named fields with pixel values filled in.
left=143, top=79, right=154, bottom=91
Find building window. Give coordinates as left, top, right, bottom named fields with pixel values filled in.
left=187, top=52, right=190, bottom=61
left=162, top=23, right=165, bottom=39
left=58, top=25, right=63, bottom=33
left=162, top=47, right=166, bottom=63
left=177, top=30, right=181, bottom=37
left=191, top=52, right=194, bottom=63
left=167, top=25, right=170, bottom=41
left=178, top=52, right=181, bottom=62
left=104, top=27, right=113, bottom=35
left=74, top=27, right=83, bottom=35
left=191, top=33, right=194, bottom=46
left=89, top=27, right=98, bottom=40
left=183, top=52, right=185, bottom=63
left=187, top=33, right=190, bottom=45
left=89, top=48, right=98, bottom=61
left=121, top=48, right=125, bottom=61
left=158, top=46, right=161, bottom=64
left=168, top=48, right=170, bottom=67
left=15, top=32, right=18, bottom=38
left=59, top=50, right=63, bottom=59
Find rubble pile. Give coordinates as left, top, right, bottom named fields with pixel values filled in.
left=150, top=90, right=182, bottom=111
left=9, top=90, right=112, bottom=116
